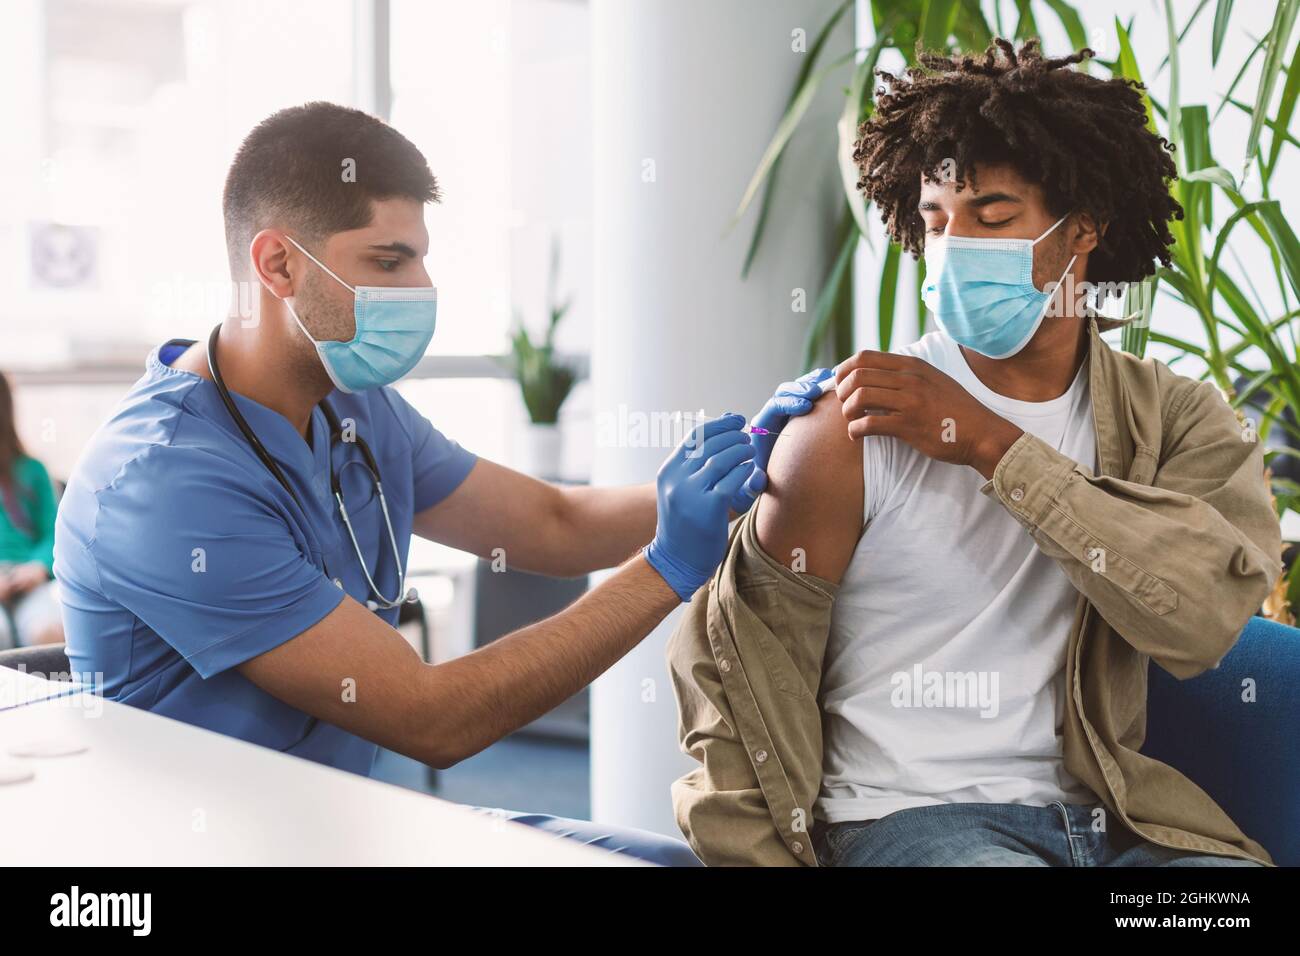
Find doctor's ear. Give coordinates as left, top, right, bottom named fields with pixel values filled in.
left=1069, top=213, right=1103, bottom=256
left=249, top=230, right=298, bottom=299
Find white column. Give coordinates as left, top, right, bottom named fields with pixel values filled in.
left=589, top=0, right=850, bottom=835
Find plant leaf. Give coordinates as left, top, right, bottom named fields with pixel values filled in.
left=1042, top=0, right=1088, bottom=56
left=1242, top=0, right=1300, bottom=184
left=1180, top=105, right=1214, bottom=255
left=1206, top=200, right=1276, bottom=303
left=1121, top=275, right=1158, bottom=357
left=1212, top=0, right=1235, bottom=65
left=916, top=255, right=928, bottom=336
left=731, top=52, right=853, bottom=233
left=837, top=27, right=892, bottom=237
left=1013, top=0, right=1038, bottom=42
left=1213, top=33, right=1267, bottom=120
left=1153, top=0, right=1211, bottom=80
left=1224, top=95, right=1300, bottom=149
left=738, top=0, right=854, bottom=276
left=1114, top=19, right=1160, bottom=139
left=1265, top=29, right=1300, bottom=181
left=919, top=0, right=957, bottom=52
left=802, top=215, right=859, bottom=368
left=1182, top=164, right=1241, bottom=196
left=1163, top=0, right=1182, bottom=167
left=954, top=0, right=993, bottom=52
left=1257, top=200, right=1300, bottom=301
left=877, top=241, right=902, bottom=352
left=1148, top=330, right=1205, bottom=357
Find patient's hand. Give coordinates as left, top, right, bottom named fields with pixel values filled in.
left=754, top=388, right=863, bottom=583
left=833, top=350, right=1023, bottom=479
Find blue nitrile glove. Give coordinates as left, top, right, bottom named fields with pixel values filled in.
left=727, top=367, right=835, bottom=514
left=645, top=412, right=757, bottom=602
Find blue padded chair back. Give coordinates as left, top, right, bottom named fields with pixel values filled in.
left=1143, top=616, right=1300, bottom=866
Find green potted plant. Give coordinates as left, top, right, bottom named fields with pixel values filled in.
left=506, top=238, right=577, bottom=479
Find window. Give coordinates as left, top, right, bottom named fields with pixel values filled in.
left=0, top=0, right=356, bottom=368
left=2, top=0, right=594, bottom=480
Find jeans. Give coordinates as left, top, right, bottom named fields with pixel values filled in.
left=813, top=801, right=1265, bottom=867
left=471, top=806, right=702, bottom=867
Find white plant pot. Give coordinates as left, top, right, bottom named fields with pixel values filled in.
left=520, top=422, right=563, bottom=480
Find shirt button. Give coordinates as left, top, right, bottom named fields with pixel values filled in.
left=333, top=578, right=344, bottom=588
left=719, top=659, right=731, bottom=673
left=1010, top=486, right=1025, bottom=502
left=792, top=841, right=804, bottom=854
left=754, top=749, right=768, bottom=763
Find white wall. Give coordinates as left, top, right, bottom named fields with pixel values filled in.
left=588, top=0, right=852, bottom=836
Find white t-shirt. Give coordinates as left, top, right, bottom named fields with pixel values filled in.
left=816, top=330, right=1099, bottom=824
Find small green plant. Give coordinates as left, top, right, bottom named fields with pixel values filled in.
left=506, top=238, right=576, bottom=425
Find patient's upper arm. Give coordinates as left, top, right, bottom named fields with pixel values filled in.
left=755, top=390, right=864, bottom=583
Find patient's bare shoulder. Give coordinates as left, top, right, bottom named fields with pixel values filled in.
left=754, top=389, right=864, bottom=583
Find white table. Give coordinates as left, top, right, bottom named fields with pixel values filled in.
left=0, top=692, right=637, bottom=866
left=0, top=661, right=84, bottom=711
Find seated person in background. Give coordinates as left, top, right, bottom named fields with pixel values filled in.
left=667, top=39, right=1282, bottom=867
left=0, top=373, right=63, bottom=648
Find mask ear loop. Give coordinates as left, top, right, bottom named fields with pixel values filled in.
left=1031, top=213, right=1071, bottom=247
left=277, top=235, right=355, bottom=393
left=277, top=234, right=351, bottom=335
left=282, top=234, right=358, bottom=293
left=1032, top=213, right=1077, bottom=314
left=1042, top=254, right=1078, bottom=317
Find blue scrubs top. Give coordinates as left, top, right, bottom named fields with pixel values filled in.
left=54, top=341, right=477, bottom=776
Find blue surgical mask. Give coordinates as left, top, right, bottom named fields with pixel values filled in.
left=921, top=214, right=1076, bottom=359
left=282, top=235, right=437, bottom=393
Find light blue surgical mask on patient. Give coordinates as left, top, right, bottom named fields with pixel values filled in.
left=282, top=234, right=437, bottom=393
left=921, top=214, right=1076, bottom=359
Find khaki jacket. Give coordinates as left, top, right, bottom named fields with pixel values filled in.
left=667, top=319, right=1283, bottom=867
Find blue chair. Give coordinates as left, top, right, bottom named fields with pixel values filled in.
left=1143, top=615, right=1300, bottom=866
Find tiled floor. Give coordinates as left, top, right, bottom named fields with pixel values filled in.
left=371, top=732, right=590, bottom=819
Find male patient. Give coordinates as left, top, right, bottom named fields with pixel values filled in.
left=667, top=39, right=1282, bottom=867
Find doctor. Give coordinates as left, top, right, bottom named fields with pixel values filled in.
left=53, top=102, right=827, bottom=865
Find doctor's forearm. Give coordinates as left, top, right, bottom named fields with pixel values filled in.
left=417, top=552, right=676, bottom=767
left=548, top=482, right=656, bottom=574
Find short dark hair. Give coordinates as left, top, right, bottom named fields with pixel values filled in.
left=222, top=101, right=439, bottom=274
left=853, top=38, right=1182, bottom=295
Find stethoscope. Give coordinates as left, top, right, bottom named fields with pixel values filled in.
left=205, top=325, right=416, bottom=611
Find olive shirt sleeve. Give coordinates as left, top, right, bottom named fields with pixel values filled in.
left=667, top=514, right=839, bottom=867
left=981, top=378, right=1283, bottom=679
left=668, top=588, right=806, bottom=867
